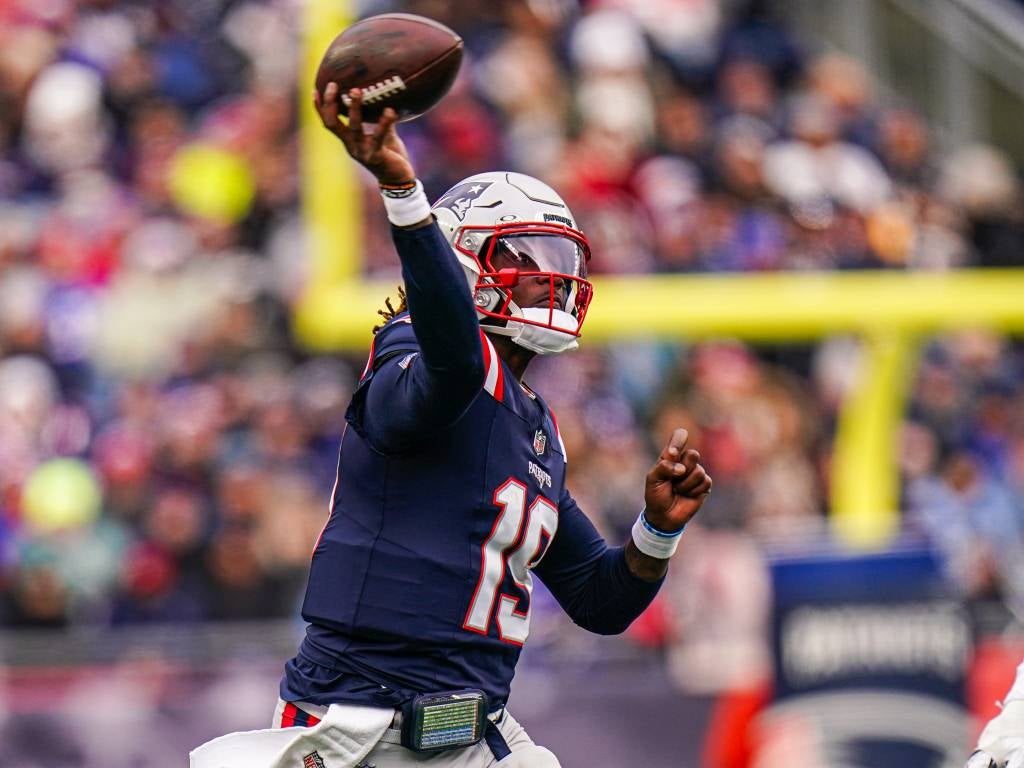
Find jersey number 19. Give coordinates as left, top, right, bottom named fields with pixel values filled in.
left=463, top=478, right=558, bottom=645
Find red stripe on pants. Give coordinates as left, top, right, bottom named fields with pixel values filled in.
left=281, top=702, right=298, bottom=728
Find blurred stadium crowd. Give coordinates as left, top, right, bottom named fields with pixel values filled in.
left=1, top=0, right=1024, bottom=655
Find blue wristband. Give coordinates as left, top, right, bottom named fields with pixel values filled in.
left=640, top=512, right=685, bottom=538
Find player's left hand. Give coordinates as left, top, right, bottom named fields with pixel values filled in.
left=643, top=428, right=711, bottom=533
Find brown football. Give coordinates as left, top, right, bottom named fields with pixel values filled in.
left=315, top=13, right=463, bottom=123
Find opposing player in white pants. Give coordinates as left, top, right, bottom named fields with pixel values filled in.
left=968, top=661, right=1024, bottom=768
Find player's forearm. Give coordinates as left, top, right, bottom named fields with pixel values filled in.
left=545, top=547, right=663, bottom=635
left=624, top=539, right=669, bottom=582
left=538, top=496, right=664, bottom=634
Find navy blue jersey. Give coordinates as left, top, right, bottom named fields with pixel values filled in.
left=281, top=223, right=660, bottom=709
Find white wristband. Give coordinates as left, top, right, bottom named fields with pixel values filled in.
left=381, top=180, right=431, bottom=227
left=631, top=511, right=684, bottom=559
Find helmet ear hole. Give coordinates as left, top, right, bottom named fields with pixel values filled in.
left=473, top=287, right=502, bottom=312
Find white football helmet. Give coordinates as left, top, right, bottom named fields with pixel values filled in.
left=431, top=171, right=593, bottom=355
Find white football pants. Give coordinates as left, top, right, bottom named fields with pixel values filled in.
left=271, top=699, right=561, bottom=768
left=190, top=699, right=560, bottom=768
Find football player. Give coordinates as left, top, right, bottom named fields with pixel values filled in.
left=191, top=87, right=712, bottom=768
left=967, top=662, right=1024, bottom=768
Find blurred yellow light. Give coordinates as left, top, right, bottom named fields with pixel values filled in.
left=22, top=458, right=102, bottom=532
left=168, top=143, right=256, bottom=224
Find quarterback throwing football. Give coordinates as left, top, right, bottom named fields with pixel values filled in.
left=191, top=87, right=712, bottom=768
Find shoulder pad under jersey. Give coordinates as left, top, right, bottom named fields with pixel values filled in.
left=358, top=313, right=417, bottom=383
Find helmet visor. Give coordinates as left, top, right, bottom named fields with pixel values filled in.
left=491, top=235, right=587, bottom=280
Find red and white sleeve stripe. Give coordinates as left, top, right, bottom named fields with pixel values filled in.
left=480, top=331, right=505, bottom=402
left=548, top=407, right=568, bottom=463
left=359, top=335, right=378, bottom=382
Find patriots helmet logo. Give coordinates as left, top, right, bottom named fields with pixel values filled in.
left=533, top=429, right=547, bottom=456
left=434, top=181, right=493, bottom=221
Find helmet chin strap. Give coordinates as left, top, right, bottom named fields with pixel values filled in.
left=482, top=303, right=580, bottom=355
left=510, top=308, right=580, bottom=354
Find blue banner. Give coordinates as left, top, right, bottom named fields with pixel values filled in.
left=760, top=544, right=971, bottom=767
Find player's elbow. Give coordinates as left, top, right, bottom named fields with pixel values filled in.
left=445, top=346, right=486, bottom=389
left=572, top=613, right=635, bottom=636
left=422, top=349, right=484, bottom=408
left=466, top=353, right=486, bottom=389
left=447, top=354, right=486, bottom=404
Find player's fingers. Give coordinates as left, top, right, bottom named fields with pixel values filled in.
left=347, top=88, right=364, bottom=136
left=382, top=128, right=408, bottom=157
left=680, top=448, right=700, bottom=474
left=662, top=449, right=700, bottom=483
left=319, top=82, right=341, bottom=127
left=673, top=465, right=708, bottom=494
left=372, top=108, right=399, bottom=152
left=648, top=459, right=685, bottom=484
left=690, top=475, right=713, bottom=497
left=659, top=428, right=689, bottom=462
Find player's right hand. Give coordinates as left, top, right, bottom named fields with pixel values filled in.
left=313, top=83, right=415, bottom=187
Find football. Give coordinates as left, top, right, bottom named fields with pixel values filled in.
left=315, top=13, right=463, bottom=123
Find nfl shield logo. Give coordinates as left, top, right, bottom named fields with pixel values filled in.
left=533, top=429, right=547, bottom=456
left=303, top=752, right=327, bottom=768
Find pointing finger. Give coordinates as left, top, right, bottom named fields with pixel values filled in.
left=660, top=428, right=689, bottom=462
